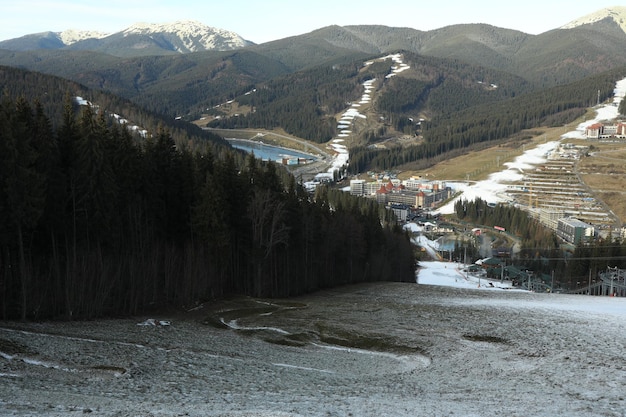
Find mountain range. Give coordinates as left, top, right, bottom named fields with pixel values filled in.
left=0, top=20, right=254, bottom=56
left=1, top=7, right=626, bottom=57
left=1, top=6, right=625, bottom=159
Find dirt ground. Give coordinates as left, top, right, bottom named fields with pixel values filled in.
left=1, top=281, right=625, bottom=417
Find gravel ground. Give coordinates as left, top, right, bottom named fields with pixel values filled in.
left=1, top=282, right=625, bottom=416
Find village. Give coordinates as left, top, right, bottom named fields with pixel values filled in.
left=347, top=135, right=626, bottom=296
left=204, top=58, right=626, bottom=297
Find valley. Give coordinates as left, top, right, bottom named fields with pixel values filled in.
left=202, top=66, right=626, bottom=234
left=2, top=6, right=626, bottom=314
left=2, top=7, right=626, bottom=416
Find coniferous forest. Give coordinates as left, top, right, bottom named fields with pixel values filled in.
left=0, top=96, right=415, bottom=320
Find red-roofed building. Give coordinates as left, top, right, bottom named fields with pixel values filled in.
left=585, top=123, right=603, bottom=139
left=585, top=122, right=626, bottom=139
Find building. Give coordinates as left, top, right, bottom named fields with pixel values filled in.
left=350, top=177, right=451, bottom=209
left=349, top=179, right=366, bottom=196
left=537, top=208, right=565, bottom=230
left=585, top=123, right=603, bottom=139
left=389, top=204, right=410, bottom=222
left=416, top=189, right=451, bottom=208
left=402, top=177, right=446, bottom=192
left=556, top=217, right=594, bottom=244
left=350, top=179, right=402, bottom=196
left=585, top=122, right=626, bottom=139
left=375, top=183, right=417, bottom=207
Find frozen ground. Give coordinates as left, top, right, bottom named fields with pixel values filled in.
left=1, top=263, right=625, bottom=417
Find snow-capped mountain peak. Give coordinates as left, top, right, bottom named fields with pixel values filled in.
left=59, top=29, right=109, bottom=45
left=123, top=20, right=212, bottom=35
left=121, top=20, right=250, bottom=52
left=560, top=6, right=626, bottom=33
left=0, top=20, right=251, bottom=55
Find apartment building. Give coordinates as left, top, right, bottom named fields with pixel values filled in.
left=556, top=217, right=595, bottom=244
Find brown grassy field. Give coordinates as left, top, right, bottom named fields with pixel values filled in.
left=577, top=143, right=626, bottom=222
left=397, top=125, right=575, bottom=182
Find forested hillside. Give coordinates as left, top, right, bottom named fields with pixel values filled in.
left=0, top=65, right=231, bottom=153
left=0, top=49, right=296, bottom=117
left=203, top=50, right=626, bottom=175
left=208, top=52, right=531, bottom=143
left=208, top=62, right=364, bottom=142
left=0, top=92, right=415, bottom=320
left=348, top=66, right=626, bottom=173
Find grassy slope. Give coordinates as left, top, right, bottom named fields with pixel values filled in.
left=398, top=109, right=626, bottom=223
left=577, top=143, right=626, bottom=222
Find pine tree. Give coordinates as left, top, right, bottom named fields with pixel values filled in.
left=0, top=98, right=46, bottom=319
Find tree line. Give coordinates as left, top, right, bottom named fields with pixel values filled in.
left=0, top=96, right=415, bottom=320
left=454, top=198, right=559, bottom=250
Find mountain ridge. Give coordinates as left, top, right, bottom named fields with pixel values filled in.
left=561, top=6, right=626, bottom=32
left=0, top=20, right=252, bottom=55
left=2, top=6, right=626, bottom=55
left=1, top=7, right=625, bottom=126
left=58, top=29, right=109, bottom=45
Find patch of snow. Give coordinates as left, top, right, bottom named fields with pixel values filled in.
left=137, top=319, right=171, bottom=326
left=436, top=140, right=558, bottom=215
left=561, top=6, right=626, bottom=33
left=436, top=76, right=626, bottom=215
left=122, top=20, right=247, bottom=51
left=562, top=77, right=626, bottom=139
left=272, top=362, right=336, bottom=374
left=74, top=96, right=90, bottom=106
left=415, top=260, right=518, bottom=291
left=221, top=318, right=290, bottom=335
left=59, top=29, right=109, bottom=45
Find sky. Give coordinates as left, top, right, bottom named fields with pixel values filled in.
left=0, top=1, right=622, bottom=44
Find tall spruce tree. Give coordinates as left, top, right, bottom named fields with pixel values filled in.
left=0, top=98, right=46, bottom=319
